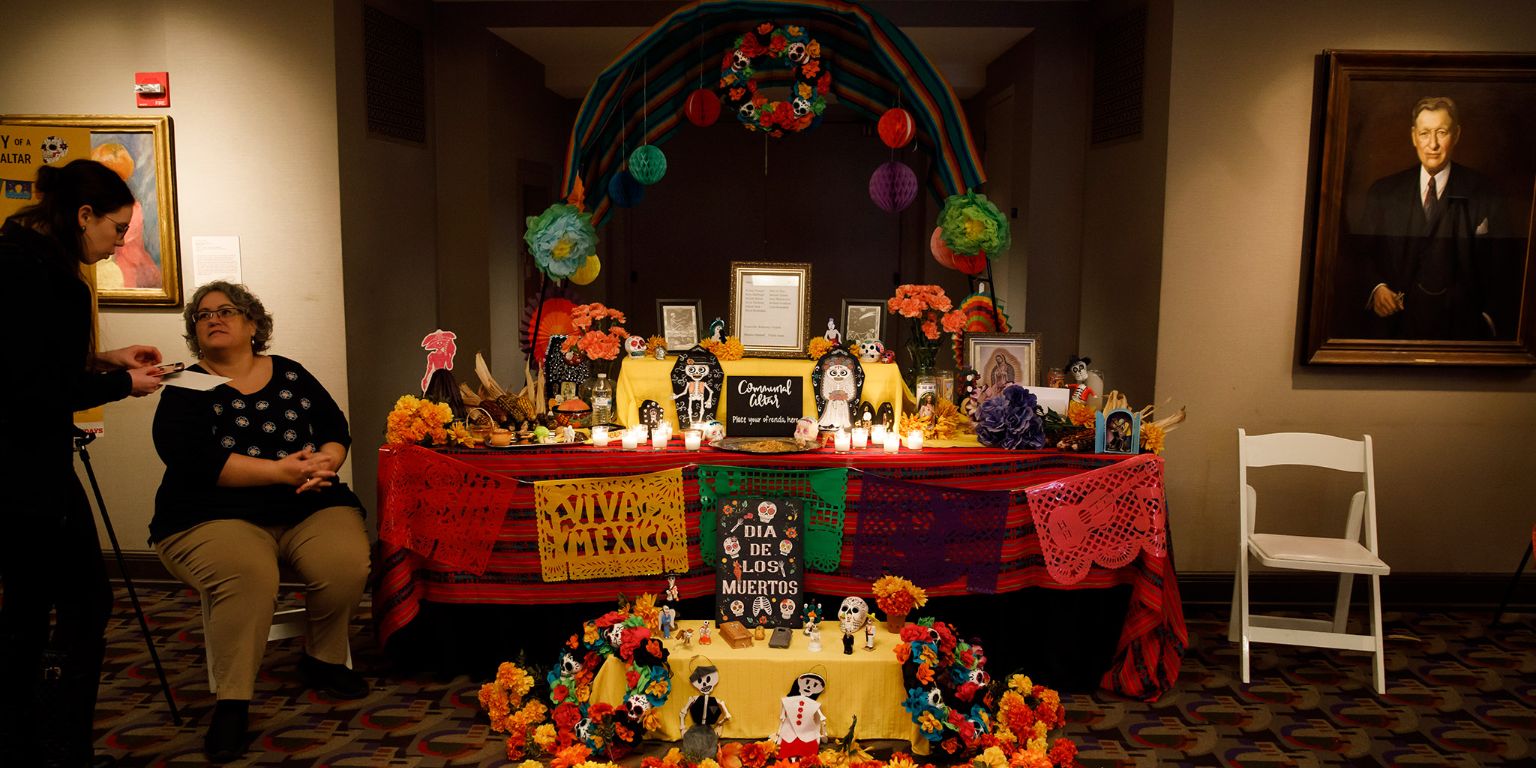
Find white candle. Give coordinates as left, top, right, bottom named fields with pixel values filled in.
left=883, top=433, right=901, bottom=453
left=591, top=426, right=610, bottom=447
left=684, top=430, right=702, bottom=451
left=651, top=428, right=669, bottom=449
left=691, top=422, right=708, bottom=433
left=905, top=430, right=924, bottom=451
left=871, top=424, right=888, bottom=444
left=833, top=430, right=851, bottom=453
left=621, top=429, right=640, bottom=450
left=851, top=427, right=869, bottom=450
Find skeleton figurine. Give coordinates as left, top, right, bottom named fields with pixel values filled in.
left=803, top=599, right=822, bottom=636
left=774, top=672, right=827, bottom=761
left=680, top=663, right=732, bottom=763
left=838, top=597, right=870, bottom=656
left=659, top=604, right=677, bottom=640
left=674, top=354, right=719, bottom=426
left=1067, top=355, right=1094, bottom=403
left=664, top=572, right=681, bottom=603
left=817, top=356, right=857, bottom=431
left=678, top=628, right=695, bottom=648
left=824, top=318, right=841, bottom=344
left=864, top=621, right=876, bottom=651
left=698, top=621, right=713, bottom=645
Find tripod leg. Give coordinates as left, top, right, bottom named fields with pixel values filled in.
left=77, top=447, right=182, bottom=726
left=1493, top=540, right=1533, bottom=627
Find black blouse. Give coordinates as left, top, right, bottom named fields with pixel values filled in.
left=150, top=355, right=362, bottom=542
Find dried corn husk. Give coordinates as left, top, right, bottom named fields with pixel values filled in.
left=459, top=384, right=482, bottom=407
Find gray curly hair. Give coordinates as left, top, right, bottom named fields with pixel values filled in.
left=182, top=281, right=275, bottom=358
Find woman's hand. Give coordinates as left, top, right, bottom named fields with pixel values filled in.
left=99, top=345, right=162, bottom=370
left=127, top=365, right=165, bottom=397
left=273, top=448, right=338, bottom=494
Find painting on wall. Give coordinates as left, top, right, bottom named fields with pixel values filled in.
left=1, top=115, right=181, bottom=307
left=1300, top=51, right=1536, bottom=366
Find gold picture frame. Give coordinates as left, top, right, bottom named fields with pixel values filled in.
left=965, top=332, right=1043, bottom=389
left=1, top=115, right=181, bottom=307
left=728, top=261, right=812, bottom=358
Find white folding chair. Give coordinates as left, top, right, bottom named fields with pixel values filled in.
left=1228, top=429, right=1390, bottom=695
left=200, top=590, right=351, bottom=694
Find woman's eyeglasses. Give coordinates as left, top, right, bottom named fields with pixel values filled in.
left=193, top=306, right=245, bottom=323
left=101, top=214, right=131, bottom=238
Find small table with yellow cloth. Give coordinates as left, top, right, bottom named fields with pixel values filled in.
left=614, top=357, right=907, bottom=432
left=593, top=619, right=922, bottom=750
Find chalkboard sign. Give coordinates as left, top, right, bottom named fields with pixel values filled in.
left=715, top=497, right=804, bottom=630
left=724, top=375, right=804, bottom=436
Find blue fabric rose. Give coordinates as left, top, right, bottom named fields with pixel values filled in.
left=524, top=203, right=597, bottom=281
left=975, top=384, right=1046, bottom=450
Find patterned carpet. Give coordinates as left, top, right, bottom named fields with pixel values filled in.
left=82, top=585, right=1536, bottom=767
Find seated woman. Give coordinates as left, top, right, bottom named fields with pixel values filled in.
left=151, top=281, right=370, bottom=763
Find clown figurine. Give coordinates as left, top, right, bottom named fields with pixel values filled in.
left=774, top=672, right=827, bottom=761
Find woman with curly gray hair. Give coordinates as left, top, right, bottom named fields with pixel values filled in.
left=150, top=281, right=369, bottom=763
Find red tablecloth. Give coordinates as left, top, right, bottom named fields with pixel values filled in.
left=375, top=444, right=1186, bottom=699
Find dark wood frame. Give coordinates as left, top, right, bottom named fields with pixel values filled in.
left=840, top=299, right=887, bottom=343
left=655, top=298, right=703, bottom=351
left=1300, top=50, right=1536, bottom=366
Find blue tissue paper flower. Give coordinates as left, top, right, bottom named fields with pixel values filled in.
left=975, top=384, right=1046, bottom=450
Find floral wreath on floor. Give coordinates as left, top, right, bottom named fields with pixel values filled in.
left=719, top=23, right=830, bottom=137
left=545, top=594, right=671, bottom=759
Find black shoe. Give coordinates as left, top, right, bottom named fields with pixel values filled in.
left=299, top=654, right=370, bottom=699
left=204, top=700, right=252, bottom=764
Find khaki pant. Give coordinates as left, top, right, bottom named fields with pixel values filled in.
left=155, top=506, right=370, bottom=700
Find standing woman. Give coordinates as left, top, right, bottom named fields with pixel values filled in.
left=0, top=159, right=166, bottom=767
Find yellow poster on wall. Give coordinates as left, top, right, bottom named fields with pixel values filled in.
left=534, top=468, right=689, bottom=582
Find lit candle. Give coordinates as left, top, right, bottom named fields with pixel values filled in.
left=620, top=429, right=640, bottom=451
left=833, top=430, right=852, bottom=453
left=651, top=428, right=669, bottom=449
left=591, top=426, right=610, bottom=447
left=904, top=430, right=924, bottom=451
left=883, top=433, right=901, bottom=453
left=850, top=426, right=869, bottom=450
left=871, top=424, right=888, bottom=444
left=684, top=430, right=702, bottom=451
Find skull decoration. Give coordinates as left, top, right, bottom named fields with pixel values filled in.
left=732, top=50, right=751, bottom=70
left=779, top=598, right=796, bottom=620
left=795, top=672, right=825, bottom=698
left=923, top=685, right=945, bottom=709
left=837, top=596, right=870, bottom=634
left=606, top=622, right=626, bottom=649
left=778, top=538, right=793, bottom=555
left=793, top=96, right=813, bottom=118
left=730, top=599, right=745, bottom=616
left=575, top=717, right=593, bottom=742
left=757, top=500, right=778, bottom=525
left=723, top=536, right=741, bottom=558
left=786, top=41, right=808, bottom=63
left=40, top=136, right=70, bottom=164
left=626, top=693, right=653, bottom=719
left=625, top=335, right=648, bottom=357
left=559, top=651, right=582, bottom=677
left=738, top=102, right=758, bottom=122
left=692, top=666, right=720, bottom=694
left=855, top=339, right=885, bottom=362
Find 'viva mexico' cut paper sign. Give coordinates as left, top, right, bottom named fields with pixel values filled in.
left=534, top=468, right=688, bottom=582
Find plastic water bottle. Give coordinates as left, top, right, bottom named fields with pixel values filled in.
left=590, top=373, right=614, bottom=425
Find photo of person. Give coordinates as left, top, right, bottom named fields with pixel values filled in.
left=842, top=302, right=884, bottom=341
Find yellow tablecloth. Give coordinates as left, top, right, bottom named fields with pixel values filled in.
left=615, top=357, right=906, bottom=432
left=593, top=620, right=920, bottom=747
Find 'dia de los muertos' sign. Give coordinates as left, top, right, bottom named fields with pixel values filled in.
left=533, top=468, right=688, bottom=582
left=715, top=496, right=804, bottom=630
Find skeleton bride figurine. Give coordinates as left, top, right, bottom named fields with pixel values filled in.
left=680, top=661, right=732, bottom=762
left=774, top=671, right=827, bottom=762
left=813, top=348, right=863, bottom=432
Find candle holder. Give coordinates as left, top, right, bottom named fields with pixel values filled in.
left=833, top=430, right=852, bottom=453
left=591, top=426, right=610, bottom=448
left=904, top=430, right=925, bottom=451
left=882, top=433, right=900, bottom=453
left=850, top=426, right=869, bottom=450
left=684, top=430, right=702, bottom=451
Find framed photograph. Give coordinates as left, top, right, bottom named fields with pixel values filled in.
left=965, top=332, right=1042, bottom=390
left=1300, top=51, right=1536, bottom=365
left=729, top=261, right=812, bottom=358
left=840, top=299, right=887, bottom=342
left=656, top=298, right=703, bottom=351
left=0, top=115, right=182, bottom=307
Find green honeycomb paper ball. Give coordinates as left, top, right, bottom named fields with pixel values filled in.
left=628, top=144, right=668, bottom=186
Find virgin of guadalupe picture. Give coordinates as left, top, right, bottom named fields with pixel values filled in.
left=811, top=347, right=865, bottom=431
left=671, top=346, right=725, bottom=425
left=983, top=348, right=1022, bottom=391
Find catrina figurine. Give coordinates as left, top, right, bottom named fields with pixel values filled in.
left=812, top=347, right=864, bottom=431
left=680, top=661, right=732, bottom=762
left=671, top=346, right=725, bottom=426
left=774, top=671, right=827, bottom=760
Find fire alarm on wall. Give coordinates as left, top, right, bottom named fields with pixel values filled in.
left=135, top=72, right=169, bottom=108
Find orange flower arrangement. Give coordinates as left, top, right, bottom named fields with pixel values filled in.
left=563, top=303, right=629, bottom=362
left=807, top=336, right=837, bottom=359
left=871, top=575, right=928, bottom=617
left=887, top=285, right=968, bottom=371
left=385, top=394, right=454, bottom=446
left=701, top=335, right=745, bottom=361
left=477, top=661, right=551, bottom=761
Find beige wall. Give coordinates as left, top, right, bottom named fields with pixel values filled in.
left=1158, top=0, right=1536, bottom=572
left=1, top=0, right=348, bottom=552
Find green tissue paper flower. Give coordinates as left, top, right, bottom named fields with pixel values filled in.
left=524, top=203, right=597, bottom=280
left=938, top=191, right=1010, bottom=257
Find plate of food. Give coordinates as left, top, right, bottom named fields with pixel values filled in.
left=711, top=436, right=822, bottom=454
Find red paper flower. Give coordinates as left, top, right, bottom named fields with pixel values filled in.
left=553, top=702, right=582, bottom=731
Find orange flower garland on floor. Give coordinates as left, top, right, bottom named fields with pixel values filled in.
left=476, top=661, right=550, bottom=761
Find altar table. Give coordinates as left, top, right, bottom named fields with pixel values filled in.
left=614, top=356, right=906, bottom=431
left=375, top=444, right=1187, bottom=699
left=591, top=620, right=917, bottom=744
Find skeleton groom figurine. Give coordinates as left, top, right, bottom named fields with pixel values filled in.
left=774, top=672, right=827, bottom=761
left=680, top=663, right=732, bottom=762
left=838, top=596, right=870, bottom=656
left=672, top=348, right=724, bottom=426
left=813, top=347, right=864, bottom=432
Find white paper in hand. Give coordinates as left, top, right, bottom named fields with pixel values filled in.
left=162, top=370, right=230, bottom=391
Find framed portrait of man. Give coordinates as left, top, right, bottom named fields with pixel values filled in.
left=656, top=299, right=703, bottom=352
left=1300, top=50, right=1536, bottom=366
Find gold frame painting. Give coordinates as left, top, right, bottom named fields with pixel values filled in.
left=728, top=261, right=812, bottom=358
left=965, top=332, right=1042, bottom=389
left=1, top=115, right=181, bottom=307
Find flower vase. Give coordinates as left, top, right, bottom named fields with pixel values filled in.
left=885, top=611, right=909, bottom=632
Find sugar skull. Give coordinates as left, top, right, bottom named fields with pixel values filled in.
left=837, top=596, right=869, bottom=634
left=738, top=101, right=758, bottom=121
left=606, top=622, right=625, bottom=648
left=730, top=599, right=745, bottom=616
left=779, top=538, right=793, bottom=555
left=626, top=693, right=653, bottom=720
left=625, top=335, right=648, bottom=357
left=786, top=41, right=808, bottom=63
left=779, top=598, right=796, bottom=620
left=40, top=136, right=70, bottom=164
left=732, top=50, right=751, bottom=71
left=757, top=501, right=778, bottom=525
left=559, top=651, right=582, bottom=677
left=855, top=339, right=884, bottom=362
left=723, top=536, right=741, bottom=558
left=793, top=96, right=813, bottom=118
